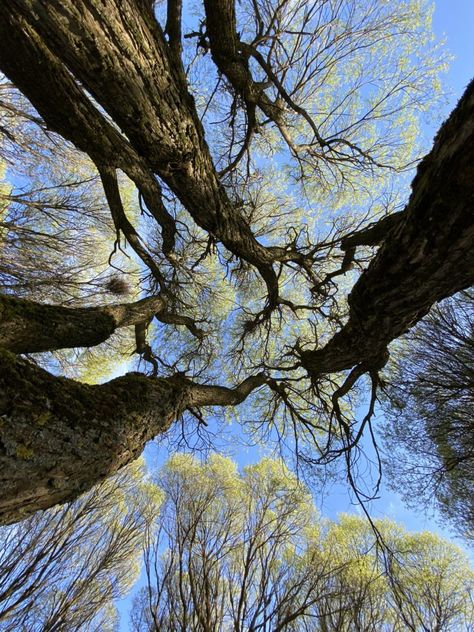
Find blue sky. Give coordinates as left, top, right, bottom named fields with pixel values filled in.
left=116, top=1, right=474, bottom=626
left=433, top=0, right=474, bottom=101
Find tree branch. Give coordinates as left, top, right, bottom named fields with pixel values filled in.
left=301, top=80, right=474, bottom=377
left=165, top=0, right=183, bottom=62
left=0, top=5, right=176, bottom=261
left=312, top=211, right=406, bottom=294
left=155, top=311, right=205, bottom=339
left=0, top=351, right=266, bottom=524
left=0, top=293, right=166, bottom=354
left=185, top=373, right=268, bottom=407
left=97, top=164, right=166, bottom=290
left=340, top=211, right=405, bottom=252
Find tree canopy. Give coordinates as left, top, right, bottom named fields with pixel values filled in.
left=131, top=454, right=474, bottom=631
left=381, top=290, right=474, bottom=542
left=0, top=0, right=473, bottom=523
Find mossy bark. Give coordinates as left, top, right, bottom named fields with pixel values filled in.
left=0, top=351, right=187, bottom=524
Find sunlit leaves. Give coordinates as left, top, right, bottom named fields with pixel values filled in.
left=0, top=459, right=159, bottom=631
left=131, top=455, right=474, bottom=631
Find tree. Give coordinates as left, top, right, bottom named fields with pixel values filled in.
left=381, top=290, right=474, bottom=542
left=131, top=455, right=324, bottom=631
left=130, top=455, right=474, bottom=631
left=322, top=514, right=474, bottom=632
left=0, top=0, right=472, bottom=523
left=0, top=459, right=160, bottom=631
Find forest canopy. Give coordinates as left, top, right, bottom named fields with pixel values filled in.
left=1, top=455, right=473, bottom=630
left=0, top=0, right=472, bottom=525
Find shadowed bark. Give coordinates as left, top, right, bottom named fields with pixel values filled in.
left=302, top=80, right=474, bottom=377
left=0, top=4, right=176, bottom=257
left=1, top=0, right=470, bottom=350
left=0, top=351, right=181, bottom=523
left=0, top=291, right=267, bottom=523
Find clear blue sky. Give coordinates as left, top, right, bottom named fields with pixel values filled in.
left=433, top=0, right=474, bottom=101
left=116, top=1, right=474, bottom=626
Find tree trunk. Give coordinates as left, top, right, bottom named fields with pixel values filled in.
left=302, top=80, right=474, bottom=377
left=0, top=349, right=265, bottom=524
left=0, top=0, right=280, bottom=301
left=0, top=351, right=183, bottom=523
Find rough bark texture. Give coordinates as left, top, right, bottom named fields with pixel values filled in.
left=0, top=294, right=166, bottom=354
left=0, top=5, right=176, bottom=254
left=203, top=0, right=285, bottom=123
left=0, top=291, right=267, bottom=524
left=302, top=81, right=474, bottom=376
left=0, top=350, right=266, bottom=524
left=0, top=351, right=185, bottom=523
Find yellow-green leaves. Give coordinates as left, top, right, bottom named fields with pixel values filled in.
left=133, top=455, right=474, bottom=630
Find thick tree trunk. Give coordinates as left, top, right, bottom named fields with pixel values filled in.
left=0, top=290, right=267, bottom=524
left=0, top=292, right=170, bottom=523
left=0, top=351, right=183, bottom=523
left=0, top=350, right=265, bottom=524
left=302, top=81, right=474, bottom=376
left=0, top=7, right=176, bottom=255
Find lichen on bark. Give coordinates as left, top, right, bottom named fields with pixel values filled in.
left=0, top=350, right=185, bottom=523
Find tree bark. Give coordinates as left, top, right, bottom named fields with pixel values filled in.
left=0, top=350, right=266, bottom=524
left=0, top=294, right=166, bottom=354
left=0, top=0, right=473, bottom=524
left=203, top=0, right=287, bottom=123
left=0, top=351, right=181, bottom=523
left=0, top=282, right=266, bottom=526
left=0, top=5, right=176, bottom=256
left=302, top=81, right=474, bottom=376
